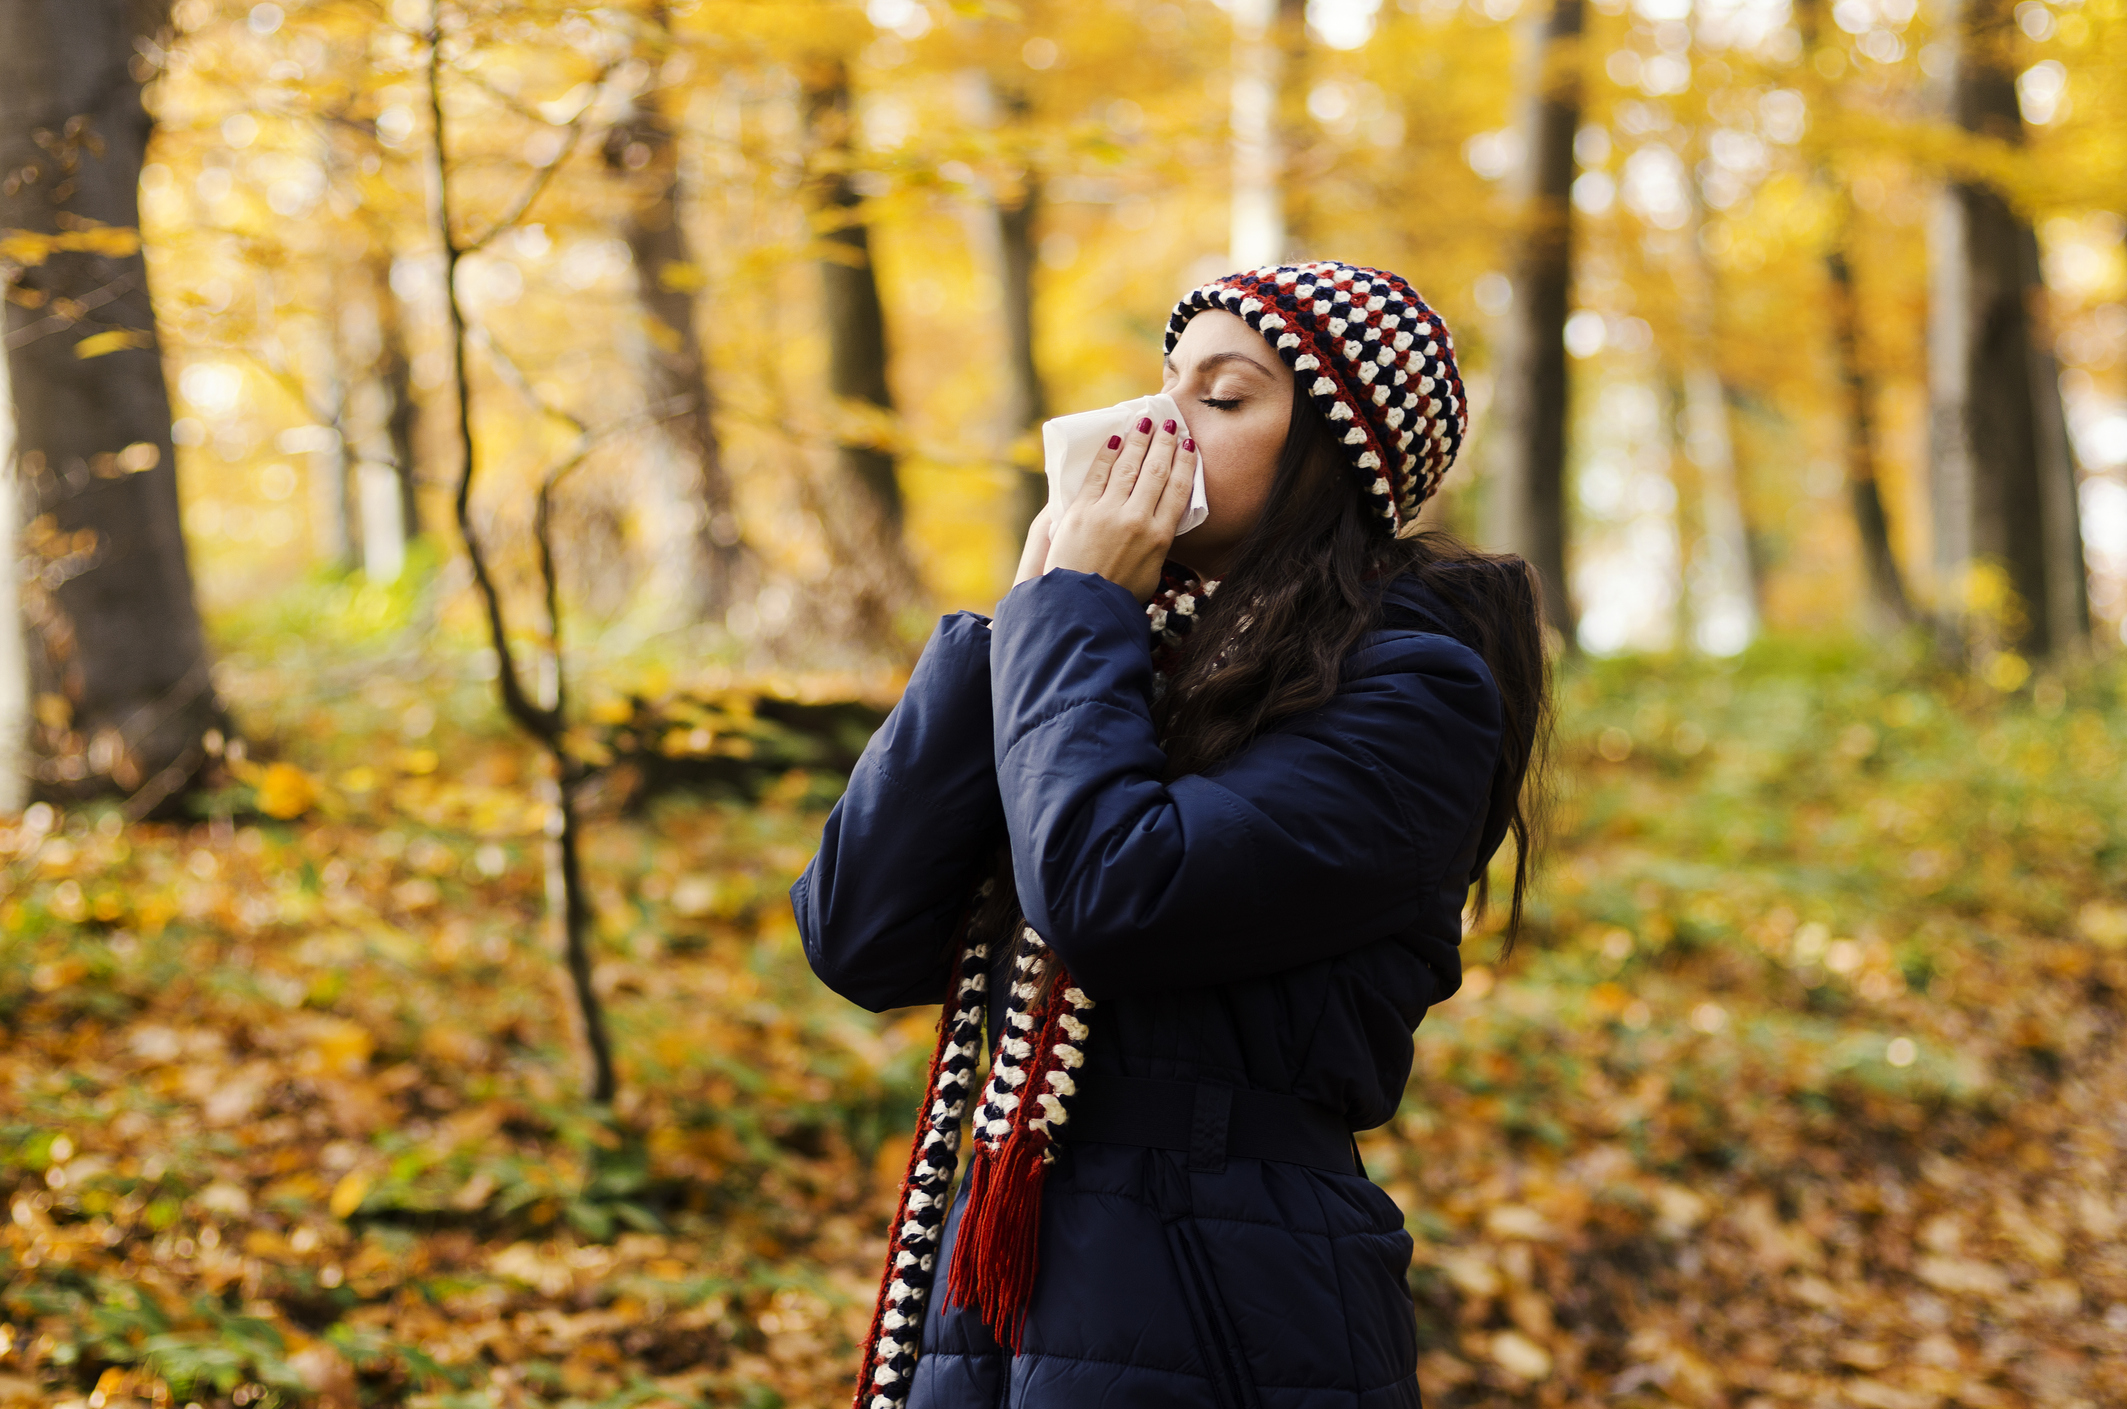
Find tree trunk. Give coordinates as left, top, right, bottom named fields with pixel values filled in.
left=1229, top=0, right=1286, bottom=268
left=1795, top=0, right=1912, bottom=633
left=801, top=58, right=902, bottom=528
left=375, top=254, right=421, bottom=543
left=1928, top=0, right=2085, bottom=658
left=1278, top=0, right=1311, bottom=257
left=2024, top=226, right=2090, bottom=651
left=333, top=253, right=412, bottom=581
left=604, top=13, right=745, bottom=616
left=308, top=393, right=356, bottom=572
left=795, top=58, right=918, bottom=645
left=1679, top=142, right=1759, bottom=655
left=352, top=256, right=407, bottom=580
left=1659, top=374, right=1694, bottom=652
left=959, top=64, right=1050, bottom=554
left=1486, top=0, right=1582, bottom=640
left=1826, top=229, right=1915, bottom=629
left=1678, top=365, right=1759, bottom=653
left=1, top=0, right=220, bottom=811
left=312, top=324, right=359, bottom=574
left=0, top=356, right=28, bottom=813
left=997, top=167, right=1048, bottom=542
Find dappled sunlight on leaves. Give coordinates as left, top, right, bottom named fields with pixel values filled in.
left=3, top=629, right=2125, bottom=1409
left=1390, top=644, right=2127, bottom=1406
left=0, top=637, right=917, bottom=1408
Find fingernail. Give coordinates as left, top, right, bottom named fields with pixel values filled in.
left=1137, top=417, right=1153, bottom=434
left=1106, top=434, right=1122, bottom=450
left=1162, top=419, right=1177, bottom=434
left=1183, top=438, right=1195, bottom=452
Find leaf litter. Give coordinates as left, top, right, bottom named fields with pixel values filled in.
left=3, top=636, right=2124, bottom=1409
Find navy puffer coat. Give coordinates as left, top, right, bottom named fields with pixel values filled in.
left=794, top=567, right=1515, bottom=1409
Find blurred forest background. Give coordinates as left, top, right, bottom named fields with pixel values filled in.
left=3, top=0, right=2126, bottom=1405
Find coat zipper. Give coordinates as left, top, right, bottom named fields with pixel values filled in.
left=1167, top=1218, right=1263, bottom=1409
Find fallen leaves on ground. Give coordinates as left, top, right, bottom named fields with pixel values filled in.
left=1392, top=644, right=2127, bottom=1407
left=2, top=635, right=2124, bottom=1408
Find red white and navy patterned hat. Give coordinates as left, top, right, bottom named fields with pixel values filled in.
left=1164, top=261, right=1468, bottom=536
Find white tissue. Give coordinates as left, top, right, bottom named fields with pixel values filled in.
left=1040, top=392, right=1209, bottom=534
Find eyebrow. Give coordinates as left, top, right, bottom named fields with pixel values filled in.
left=1162, top=350, right=1278, bottom=379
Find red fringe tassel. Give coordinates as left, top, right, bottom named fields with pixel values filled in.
left=945, top=1137, right=1051, bottom=1352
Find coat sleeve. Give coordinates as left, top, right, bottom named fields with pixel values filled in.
left=792, top=612, right=1005, bottom=1012
left=989, top=570, right=1502, bottom=999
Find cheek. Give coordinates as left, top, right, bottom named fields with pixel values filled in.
left=1198, top=412, right=1285, bottom=508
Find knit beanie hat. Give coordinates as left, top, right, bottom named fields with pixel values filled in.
left=1165, top=261, right=1468, bottom=536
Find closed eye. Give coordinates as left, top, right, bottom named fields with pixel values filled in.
left=1198, top=397, right=1241, bottom=411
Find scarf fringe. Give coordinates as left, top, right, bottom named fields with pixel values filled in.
left=855, top=923, right=1095, bottom=1396
left=943, top=1135, right=1049, bottom=1350
left=942, top=931, right=1091, bottom=1353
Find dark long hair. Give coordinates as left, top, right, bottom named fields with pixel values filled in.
left=1153, top=389, right=1553, bottom=942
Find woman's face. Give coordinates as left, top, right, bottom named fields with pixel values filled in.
left=1161, top=309, right=1296, bottom=579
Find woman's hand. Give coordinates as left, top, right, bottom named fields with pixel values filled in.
left=1014, top=504, right=1055, bottom=588
left=1041, top=414, right=1197, bottom=602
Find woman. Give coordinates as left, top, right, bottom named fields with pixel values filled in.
left=794, top=261, right=1549, bottom=1409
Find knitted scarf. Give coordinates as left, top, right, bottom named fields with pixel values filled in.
left=849, top=563, right=1219, bottom=1408
left=1148, top=561, right=1219, bottom=670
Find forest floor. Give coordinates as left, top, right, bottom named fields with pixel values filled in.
left=3, top=571, right=2126, bottom=1409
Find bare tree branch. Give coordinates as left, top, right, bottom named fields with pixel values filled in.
left=472, top=324, right=589, bottom=436
left=458, top=67, right=613, bottom=254
left=529, top=394, right=695, bottom=664
left=2, top=271, right=140, bottom=350
left=424, top=10, right=689, bottom=1106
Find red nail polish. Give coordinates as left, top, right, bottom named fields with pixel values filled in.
left=1162, top=419, right=1176, bottom=434
left=1106, top=434, right=1122, bottom=450
left=1137, top=417, right=1153, bottom=433
left=1183, top=438, right=1195, bottom=452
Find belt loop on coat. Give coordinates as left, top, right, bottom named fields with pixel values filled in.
left=1188, top=1082, right=1233, bottom=1173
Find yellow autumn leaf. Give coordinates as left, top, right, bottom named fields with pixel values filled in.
left=255, top=761, right=319, bottom=819
left=662, top=725, right=714, bottom=756
left=559, top=729, right=613, bottom=766
left=1488, top=1330, right=1553, bottom=1381
left=642, top=316, right=683, bottom=355
left=0, top=224, right=141, bottom=266
left=1981, top=651, right=2031, bottom=693
left=2078, top=901, right=2127, bottom=949
left=134, top=894, right=175, bottom=936
left=328, top=1169, right=371, bottom=1219
left=305, top=1018, right=373, bottom=1076
left=656, top=259, right=706, bottom=293
left=70, top=226, right=143, bottom=257
left=73, top=329, right=154, bottom=359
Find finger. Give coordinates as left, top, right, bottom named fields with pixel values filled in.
left=1079, top=428, right=1126, bottom=504
left=1103, top=414, right=1156, bottom=500
left=1154, top=434, right=1198, bottom=532
left=1131, top=416, right=1180, bottom=510
left=1014, top=503, right=1054, bottom=585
